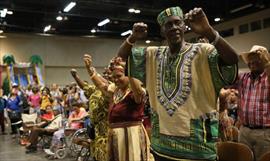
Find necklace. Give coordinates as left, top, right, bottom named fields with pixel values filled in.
left=113, top=88, right=130, bottom=104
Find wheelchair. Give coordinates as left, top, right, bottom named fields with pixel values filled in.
left=46, top=117, right=91, bottom=160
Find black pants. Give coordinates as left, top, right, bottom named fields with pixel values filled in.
left=8, top=111, right=22, bottom=134
left=0, top=111, right=5, bottom=133
left=29, top=127, right=56, bottom=146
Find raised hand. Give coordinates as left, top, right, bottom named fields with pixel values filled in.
left=129, top=22, right=148, bottom=42
left=184, top=8, right=213, bottom=37
left=84, top=54, right=92, bottom=69
left=70, top=68, right=78, bottom=78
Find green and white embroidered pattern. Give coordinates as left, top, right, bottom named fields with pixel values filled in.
left=156, top=44, right=198, bottom=116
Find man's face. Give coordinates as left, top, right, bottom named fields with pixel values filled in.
left=162, top=16, right=185, bottom=45
left=247, top=53, right=265, bottom=74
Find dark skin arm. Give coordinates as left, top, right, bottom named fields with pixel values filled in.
left=185, top=7, right=238, bottom=65
left=83, top=54, right=113, bottom=98
left=118, top=8, right=238, bottom=65
left=129, top=77, right=145, bottom=104
left=70, top=69, right=85, bottom=89
left=258, top=49, right=270, bottom=83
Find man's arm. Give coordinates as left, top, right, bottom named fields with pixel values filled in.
left=259, top=49, right=270, bottom=83
left=118, top=23, right=148, bottom=61
left=185, top=8, right=238, bottom=65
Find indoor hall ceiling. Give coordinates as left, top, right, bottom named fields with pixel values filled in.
left=0, top=0, right=269, bottom=40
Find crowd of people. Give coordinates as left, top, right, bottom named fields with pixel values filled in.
left=0, top=5, right=269, bottom=161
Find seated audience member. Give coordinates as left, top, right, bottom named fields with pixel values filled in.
left=40, top=87, right=52, bottom=115
left=25, top=107, right=63, bottom=153
left=68, top=101, right=87, bottom=129
left=53, top=98, right=64, bottom=115
left=44, top=101, right=87, bottom=155
left=40, top=105, right=55, bottom=122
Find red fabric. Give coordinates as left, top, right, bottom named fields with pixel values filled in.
left=108, top=91, right=144, bottom=124
left=41, top=112, right=54, bottom=121
left=143, top=116, right=151, bottom=129
left=238, top=72, right=270, bottom=127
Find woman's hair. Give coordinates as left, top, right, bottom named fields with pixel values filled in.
left=60, top=87, right=68, bottom=95
left=42, top=86, right=50, bottom=94
left=32, top=86, right=39, bottom=93
left=109, top=56, right=126, bottom=72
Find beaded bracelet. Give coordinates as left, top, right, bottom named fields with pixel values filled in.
left=126, top=37, right=135, bottom=46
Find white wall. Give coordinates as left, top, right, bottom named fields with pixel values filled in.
left=0, top=34, right=160, bottom=86
left=1, top=8, right=269, bottom=85
left=185, top=8, right=270, bottom=70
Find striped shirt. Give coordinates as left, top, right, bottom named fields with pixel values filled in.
left=238, top=72, right=270, bottom=127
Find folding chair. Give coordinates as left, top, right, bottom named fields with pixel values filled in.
left=258, top=151, right=270, bottom=161
left=19, top=113, right=38, bottom=145
left=217, top=141, right=254, bottom=161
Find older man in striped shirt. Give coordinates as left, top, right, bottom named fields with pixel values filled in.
left=238, top=45, right=270, bottom=160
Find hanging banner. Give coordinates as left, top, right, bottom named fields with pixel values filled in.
left=7, top=65, right=15, bottom=89
left=19, top=74, right=28, bottom=87
left=34, top=65, right=44, bottom=86
left=27, top=67, right=34, bottom=85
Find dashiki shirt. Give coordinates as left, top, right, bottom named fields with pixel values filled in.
left=83, top=83, right=111, bottom=161
left=127, top=43, right=237, bottom=160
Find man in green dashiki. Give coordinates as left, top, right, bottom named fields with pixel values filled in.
left=117, top=6, right=238, bottom=161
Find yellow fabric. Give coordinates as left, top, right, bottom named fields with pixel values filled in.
left=40, top=95, right=51, bottom=110
left=83, top=84, right=109, bottom=161
left=107, top=124, right=154, bottom=161
left=146, top=43, right=217, bottom=137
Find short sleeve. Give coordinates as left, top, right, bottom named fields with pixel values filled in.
left=126, top=47, right=147, bottom=84
left=208, top=48, right=238, bottom=96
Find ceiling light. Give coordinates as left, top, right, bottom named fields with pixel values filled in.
left=0, top=30, right=3, bottom=33
left=121, top=30, right=132, bottom=36
left=146, top=40, right=151, bottom=44
left=214, top=18, right=221, bottom=22
left=0, top=8, right=7, bottom=18
left=91, top=29, right=96, bottom=33
left=36, top=33, right=53, bottom=37
left=44, top=25, right=51, bottom=32
left=7, top=11, right=13, bottom=15
left=188, top=27, right=191, bottom=31
left=128, top=8, right=135, bottom=13
left=56, top=15, right=63, bottom=21
left=230, top=3, right=253, bottom=13
left=63, top=2, right=76, bottom=12
left=98, top=18, right=110, bottom=26
left=134, top=10, right=141, bottom=14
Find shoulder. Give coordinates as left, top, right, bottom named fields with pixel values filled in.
left=80, top=107, right=86, bottom=112
left=239, top=72, right=251, bottom=80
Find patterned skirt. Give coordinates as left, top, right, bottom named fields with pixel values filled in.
left=107, top=121, right=154, bottom=161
